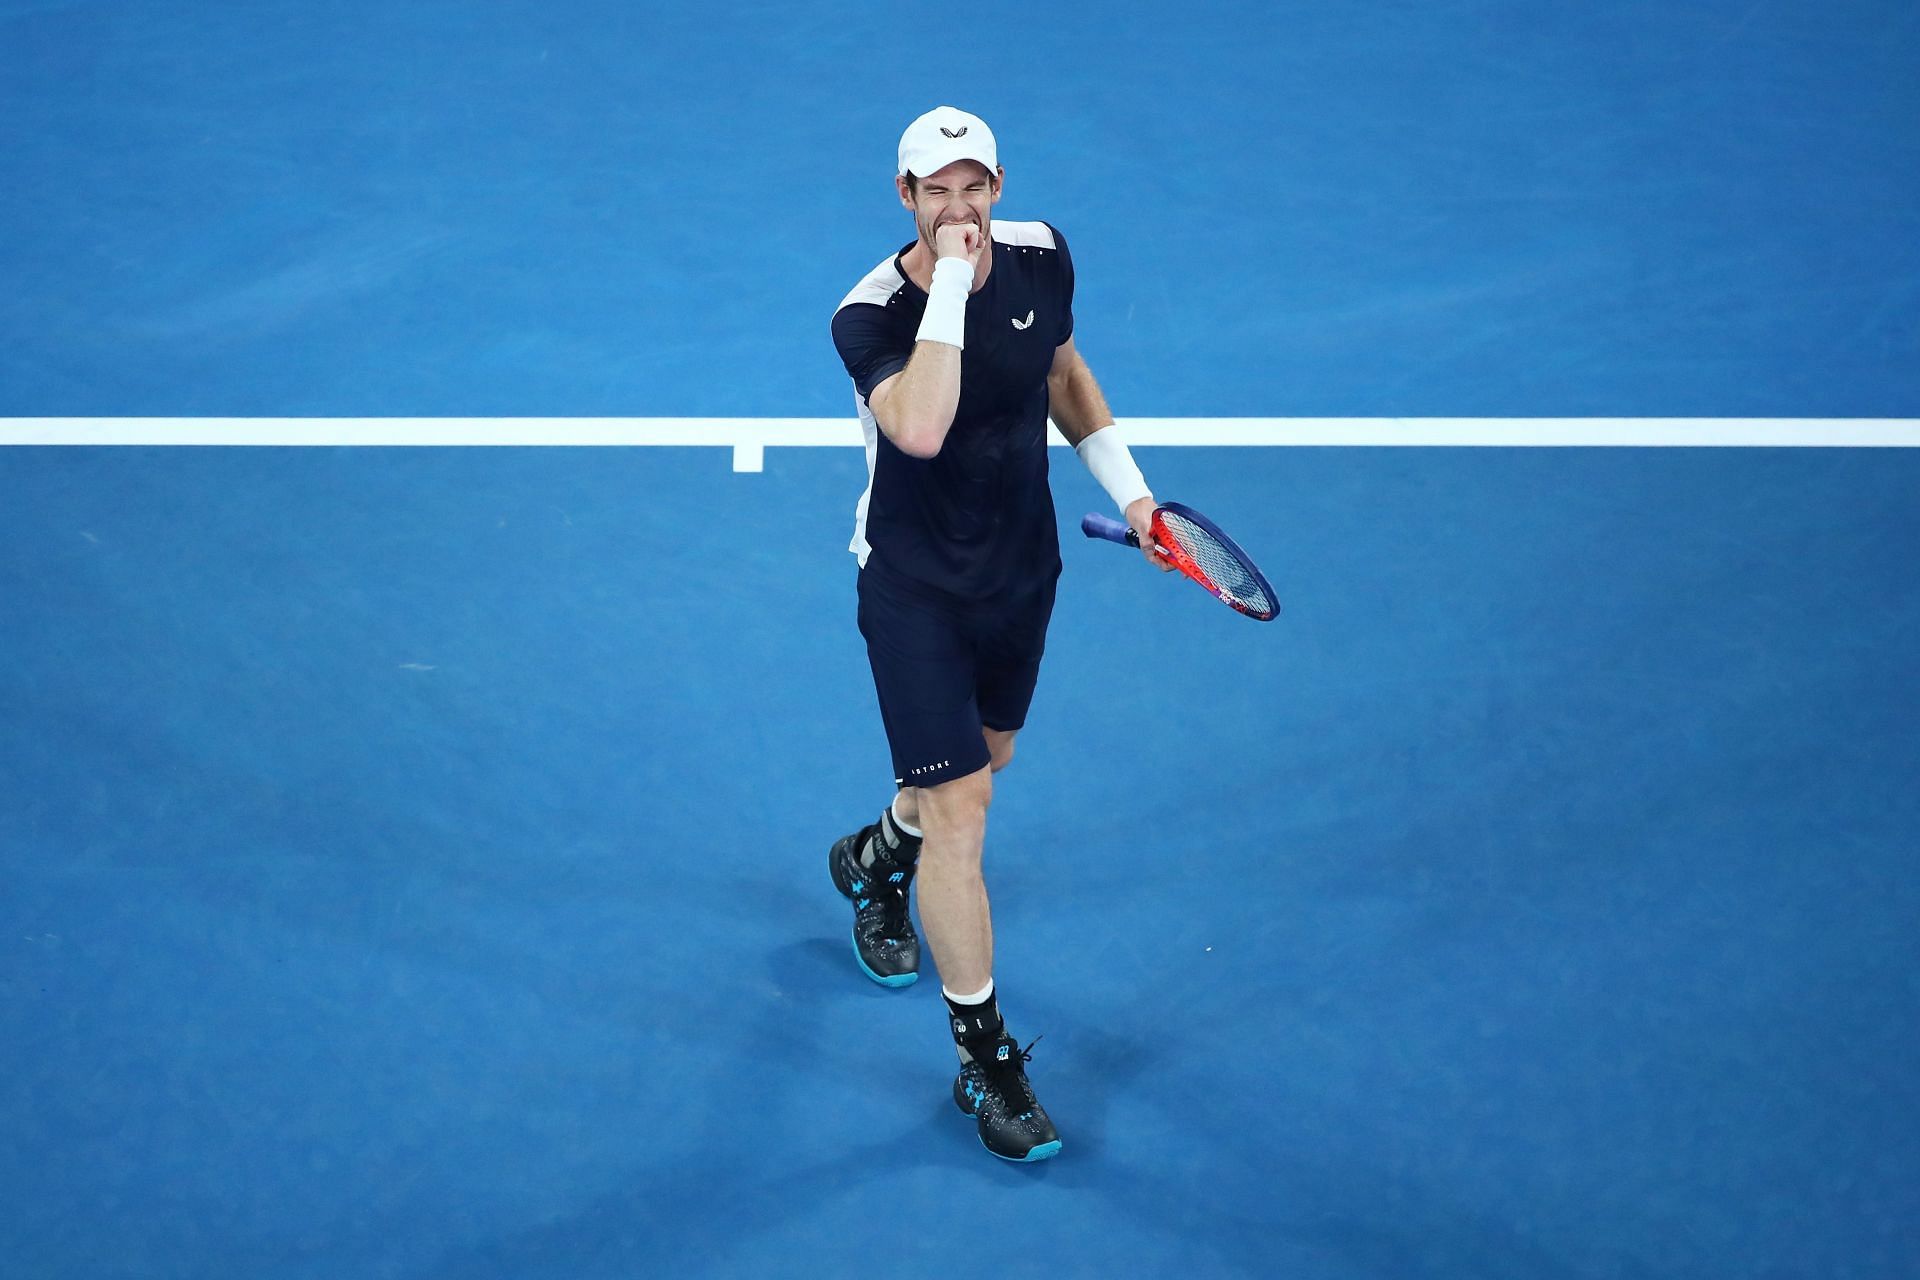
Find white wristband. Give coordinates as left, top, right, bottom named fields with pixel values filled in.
left=1075, top=425, right=1152, bottom=512
left=915, top=257, right=972, bottom=349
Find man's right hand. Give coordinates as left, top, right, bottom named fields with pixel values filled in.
left=932, top=221, right=985, bottom=267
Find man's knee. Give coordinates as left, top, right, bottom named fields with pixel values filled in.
left=919, top=765, right=992, bottom=844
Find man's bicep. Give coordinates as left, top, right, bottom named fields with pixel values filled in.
left=1048, top=335, right=1081, bottom=380
left=865, top=369, right=905, bottom=429
left=832, top=303, right=912, bottom=401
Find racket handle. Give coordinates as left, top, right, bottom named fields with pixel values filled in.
left=1081, top=512, right=1139, bottom=547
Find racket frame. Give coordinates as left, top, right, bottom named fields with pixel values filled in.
left=1080, top=502, right=1279, bottom=621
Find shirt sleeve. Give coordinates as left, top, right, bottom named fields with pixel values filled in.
left=831, top=302, right=912, bottom=402
left=1044, top=222, right=1075, bottom=345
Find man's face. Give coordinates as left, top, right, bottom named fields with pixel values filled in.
left=898, top=159, right=1003, bottom=251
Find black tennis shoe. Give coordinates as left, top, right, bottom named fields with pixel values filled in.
left=953, top=1034, right=1061, bottom=1162
left=828, top=823, right=919, bottom=987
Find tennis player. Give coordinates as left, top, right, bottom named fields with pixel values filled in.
left=828, top=106, right=1165, bottom=1162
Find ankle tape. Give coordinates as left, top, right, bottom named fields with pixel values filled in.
left=879, top=807, right=922, bottom=857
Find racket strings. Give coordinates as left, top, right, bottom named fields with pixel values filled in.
left=1158, top=510, right=1275, bottom=615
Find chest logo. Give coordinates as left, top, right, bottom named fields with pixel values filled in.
left=1011, top=310, right=1035, bottom=330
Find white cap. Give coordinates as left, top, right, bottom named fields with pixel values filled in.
left=897, top=106, right=998, bottom=179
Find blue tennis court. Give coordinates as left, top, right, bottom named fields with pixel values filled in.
left=3, top=3, right=1916, bottom=1277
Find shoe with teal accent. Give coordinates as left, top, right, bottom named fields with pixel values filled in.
left=954, top=1034, right=1061, bottom=1162
left=828, top=822, right=919, bottom=987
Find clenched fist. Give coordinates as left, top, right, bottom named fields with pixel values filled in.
left=932, top=220, right=986, bottom=267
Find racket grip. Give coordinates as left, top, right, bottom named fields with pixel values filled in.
left=1081, top=512, right=1139, bottom=547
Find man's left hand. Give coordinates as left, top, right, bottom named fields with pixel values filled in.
left=1125, top=496, right=1173, bottom=571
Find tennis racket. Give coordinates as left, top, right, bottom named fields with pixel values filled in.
left=1082, top=501, right=1280, bottom=621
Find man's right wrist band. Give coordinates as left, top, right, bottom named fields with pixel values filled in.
left=915, top=256, right=972, bottom=349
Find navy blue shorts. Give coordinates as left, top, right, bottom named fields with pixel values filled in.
left=857, top=563, right=1059, bottom=789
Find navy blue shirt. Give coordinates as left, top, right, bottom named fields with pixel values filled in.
left=831, top=220, right=1075, bottom=601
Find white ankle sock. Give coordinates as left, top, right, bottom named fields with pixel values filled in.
left=942, top=978, right=994, bottom=1005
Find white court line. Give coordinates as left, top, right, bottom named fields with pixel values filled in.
left=2, top=418, right=1917, bottom=471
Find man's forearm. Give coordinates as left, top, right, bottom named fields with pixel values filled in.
left=873, top=250, right=977, bottom=458
left=1053, top=355, right=1153, bottom=517
left=1048, top=359, right=1116, bottom=447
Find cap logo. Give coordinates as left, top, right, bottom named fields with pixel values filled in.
left=940, top=126, right=968, bottom=139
